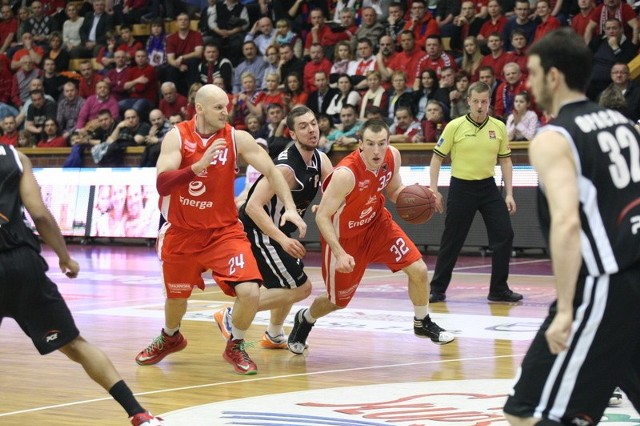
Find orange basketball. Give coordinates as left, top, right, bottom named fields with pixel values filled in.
left=395, top=184, right=436, bottom=224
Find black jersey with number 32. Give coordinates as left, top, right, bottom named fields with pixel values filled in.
left=240, top=144, right=323, bottom=236
left=538, top=100, right=640, bottom=276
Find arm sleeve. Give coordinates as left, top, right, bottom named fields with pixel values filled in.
left=156, top=167, right=196, bottom=196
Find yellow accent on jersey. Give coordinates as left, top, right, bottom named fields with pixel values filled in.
left=433, top=115, right=511, bottom=180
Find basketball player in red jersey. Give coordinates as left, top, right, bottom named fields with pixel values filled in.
left=287, top=119, right=455, bottom=355
left=135, top=84, right=306, bottom=375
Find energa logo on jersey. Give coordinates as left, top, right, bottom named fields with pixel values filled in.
left=179, top=179, right=214, bottom=210
left=189, top=180, right=206, bottom=197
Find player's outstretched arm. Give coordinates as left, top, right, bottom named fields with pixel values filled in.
left=236, top=130, right=307, bottom=237
left=529, top=130, right=581, bottom=354
left=17, top=151, right=79, bottom=278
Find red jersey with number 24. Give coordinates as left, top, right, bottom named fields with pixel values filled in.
left=159, top=118, right=239, bottom=230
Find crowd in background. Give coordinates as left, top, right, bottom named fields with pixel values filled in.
left=0, top=0, right=639, bottom=165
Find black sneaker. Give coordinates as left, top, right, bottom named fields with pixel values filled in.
left=288, top=309, right=314, bottom=354
left=414, top=315, right=455, bottom=344
left=429, top=292, right=446, bottom=303
left=487, top=289, right=523, bottom=302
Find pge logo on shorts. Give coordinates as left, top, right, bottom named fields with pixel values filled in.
left=44, top=330, right=61, bottom=344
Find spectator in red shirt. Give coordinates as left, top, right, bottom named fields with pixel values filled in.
left=11, top=32, right=44, bottom=71
left=304, top=8, right=333, bottom=56
left=422, top=99, right=448, bottom=142
left=165, top=12, right=204, bottom=95
left=255, top=72, right=287, bottom=119
left=478, top=0, right=508, bottom=43
left=414, top=34, right=458, bottom=86
left=383, top=31, right=426, bottom=89
left=116, top=25, right=144, bottom=65
left=159, top=81, right=188, bottom=119
left=0, top=115, right=19, bottom=146
left=493, top=61, right=528, bottom=120
left=36, top=118, right=67, bottom=148
left=120, top=49, right=157, bottom=122
left=283, top=72, right=309, bottom=111
left=78, top=60, right=104, bottom=99
left=375, top=34, right=398, bottom=89
left=104, top=50, right=129, bottom=101
left=532, top=0, right=562, bottom=43
left=479, top=32, right=509, bottom=79
left=324, top=7, right=358, bottom=47
left=0, top=5, right=18, bottom=56
left=303, top=43, right=332, bottom=93
left=389, top=105, right=424, bottom=143
left=402, top=0, right=440, bottom=48
left=503, top=29, right=529, bottom=75
left=0, top=55, right=15, bottom=112
left=572, top=0, right=596, bottom=37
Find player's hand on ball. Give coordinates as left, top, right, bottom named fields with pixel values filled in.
left=432, top=190, right=444, bottom=213
left=396, top=184, right=437, bottom=224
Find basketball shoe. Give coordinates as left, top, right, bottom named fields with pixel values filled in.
left=260, top=331, right=288, bottom=349
left=414, top=315, right=455, bottom=344
left=213, top=306, right=232, bottom=341
left=223, top=338, right=257, bottom=375
left=135, top=330, right=187, bottom=365
left=288, top=309, right=314, bottom=354
left=130, top=411, right=163, bottom=425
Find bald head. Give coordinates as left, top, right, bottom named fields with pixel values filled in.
left=195, top=84, right=227, bottom=106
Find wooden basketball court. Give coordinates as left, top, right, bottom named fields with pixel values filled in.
left=1, top=244, right=559, bottom=425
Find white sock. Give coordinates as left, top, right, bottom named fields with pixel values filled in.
left=303, top=308, right=316, bottom=324
left=414, top=306, right=428, bottom=320
left=231, top=325, right=245, bottom=340
left=163, top=326, right=179, bottom=336
left=267, top=323, right=284, bottom=336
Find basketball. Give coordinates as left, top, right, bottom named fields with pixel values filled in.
left=395, top=184, right=436, bottom=224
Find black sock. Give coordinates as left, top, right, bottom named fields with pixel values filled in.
left=109, top=380, right=145, bottom=417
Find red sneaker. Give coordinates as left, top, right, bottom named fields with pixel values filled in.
left=130, top=410, right=163, bottom=425
left=223, top=338, right=257, bottom=375
left=135, top=330, right=187, bottom=365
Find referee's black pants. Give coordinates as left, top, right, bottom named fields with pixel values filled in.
left=430, top=176, right=514, bottom=295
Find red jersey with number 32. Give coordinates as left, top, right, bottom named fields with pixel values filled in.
left=323, top=148, right=395, bottom=238
left=159, top=118, right=238, bottom=230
